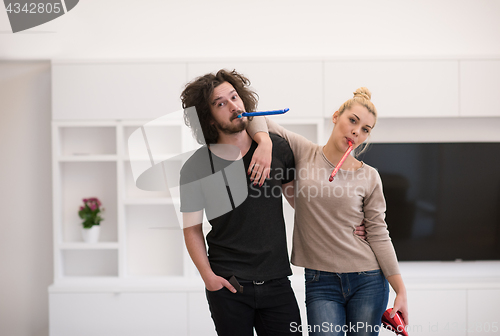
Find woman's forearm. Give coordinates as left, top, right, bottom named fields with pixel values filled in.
left=387, top=274, right=406, bottom=295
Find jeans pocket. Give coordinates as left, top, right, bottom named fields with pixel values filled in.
left=304, top=269, right=319, bottom=284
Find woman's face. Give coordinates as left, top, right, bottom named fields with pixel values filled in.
left=331, top=103, right=376, bottom=151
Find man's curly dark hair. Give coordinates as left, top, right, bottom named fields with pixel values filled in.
left=181, top=69, right=259, bottom=144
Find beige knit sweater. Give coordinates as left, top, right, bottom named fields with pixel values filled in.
left=248, top=117, right=401, bottom=278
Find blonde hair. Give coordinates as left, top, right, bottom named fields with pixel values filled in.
left=337, top=87, right=378, bottom=156
left=338, top=87, right=377, bottom=122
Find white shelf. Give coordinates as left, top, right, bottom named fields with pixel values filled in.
left=120, top=119, right=185, bottom=127
left=49, top=276, right=205, bottom=293
left=59, top=243, right=120, bottom=250
left=123, top=197, right=179, bottom=205
left=58, top=155, right=118, bottom=162
left=123, top=154, right=181, bottom=162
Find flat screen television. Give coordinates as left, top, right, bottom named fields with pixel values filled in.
left=358, top=143, right=500, bottom=261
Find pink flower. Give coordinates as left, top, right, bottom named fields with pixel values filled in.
left=85, top=197, right=101, bottom=207
left=79, top=197, right=104, bottom=226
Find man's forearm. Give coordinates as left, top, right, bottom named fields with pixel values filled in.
left=183, top=224, right=214, bottom=280
left=183, top=223, right=237, bottom=293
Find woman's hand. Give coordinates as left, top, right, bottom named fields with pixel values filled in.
left=392, top=291, right=409, bottom=325
left=248, top=132, right=272, bottom=186
left=387, top=274, right=409, bottom=325
left=354, top=220, right=367, bottom=240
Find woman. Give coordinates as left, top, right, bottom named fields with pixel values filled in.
left=247, top=88, right=408, bottom=335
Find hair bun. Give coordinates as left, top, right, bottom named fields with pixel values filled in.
left=353, top=87, right=371, bottom=101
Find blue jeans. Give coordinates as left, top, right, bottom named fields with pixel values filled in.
left=305, top=268, right=389, bottom=336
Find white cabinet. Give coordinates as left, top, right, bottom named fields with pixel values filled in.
left=187, top=61, right=324, bottom=118
left=52, top=59, right=500, bottom=122
left=49, top=292, right=188, bottom=336
left=467, top=289, right=500, bottom=335
left=188, top=292, right=217, bottom=336
left=125, top=205, right=184, bottom=277
left=460, top=60, right=500, bottom=117
left=324, top=60, right=459, bottom=118
left=406, top=289, right=467, bottom=336
left=52, top=63, right=187, bottom=120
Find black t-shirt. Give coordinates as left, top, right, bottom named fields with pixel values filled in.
left=180, top=133, right=295, bottom=281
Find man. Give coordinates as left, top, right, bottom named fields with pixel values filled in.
left=179, top=69, right=300, bottom=335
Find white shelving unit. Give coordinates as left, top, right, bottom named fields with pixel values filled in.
left=49, top=59, right=500, bottom=336
left=51, top=118, right=205, bottom=284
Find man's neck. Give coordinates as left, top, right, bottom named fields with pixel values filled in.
left=214, top=130, right=253, bottom=157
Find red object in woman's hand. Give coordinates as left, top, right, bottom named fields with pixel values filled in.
left=382, top=308, right=408, bottom=336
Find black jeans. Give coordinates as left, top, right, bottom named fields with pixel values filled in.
left=205, top=276, right=301, bottom=336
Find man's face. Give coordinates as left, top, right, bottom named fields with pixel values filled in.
left=209, top=82, right=248, bottom=135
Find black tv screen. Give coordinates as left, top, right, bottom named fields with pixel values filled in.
left=358, top=143, right=500, bottom=261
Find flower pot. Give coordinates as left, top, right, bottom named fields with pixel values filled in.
left=82, top=225, right=100, bottom=243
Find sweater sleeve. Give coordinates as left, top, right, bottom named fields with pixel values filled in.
left=248, top=117, right=316, bottom=161
left=363, top=170, right=401, bottom=278
left=246, top=115, right=269, bottom=136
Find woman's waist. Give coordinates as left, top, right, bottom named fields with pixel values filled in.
left=291, top=251, right=381, bottom=274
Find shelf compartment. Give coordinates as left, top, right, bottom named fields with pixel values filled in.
left=125, top=204, right=184, bottom=277
left=59, top=126, right=116, bottom=156
left=60, top=162, right=118, bottom=243
left=124, top=125, right=182, bottom=164
left=123, top=158, right=182, bottom=199
left=62, top=249, right=118, bottom=277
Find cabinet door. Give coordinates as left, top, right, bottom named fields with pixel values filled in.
left=460, top=60, right=500, bottom=117
left=188, top=291, right=217, bottom=336
left=324, top=61, right=459, bottom=118
left=49, top=292, right=188, bottom=336
left=187, top=61, right=324, bottom=119
left=467, top=289, right=500, bottom=335
left=52, top=63, right=187, bottom=120
left=380, top=289, right=467, bottom=336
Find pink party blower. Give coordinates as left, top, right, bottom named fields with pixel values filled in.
left=329, top=141, right=353, bottom=182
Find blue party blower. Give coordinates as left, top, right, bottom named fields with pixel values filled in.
left=237, top=108, right=289, bottom=118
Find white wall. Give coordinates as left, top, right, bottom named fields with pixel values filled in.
left=0, top=61, right=52, bottom=336
left=0, top=0, right=500, bottom=60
